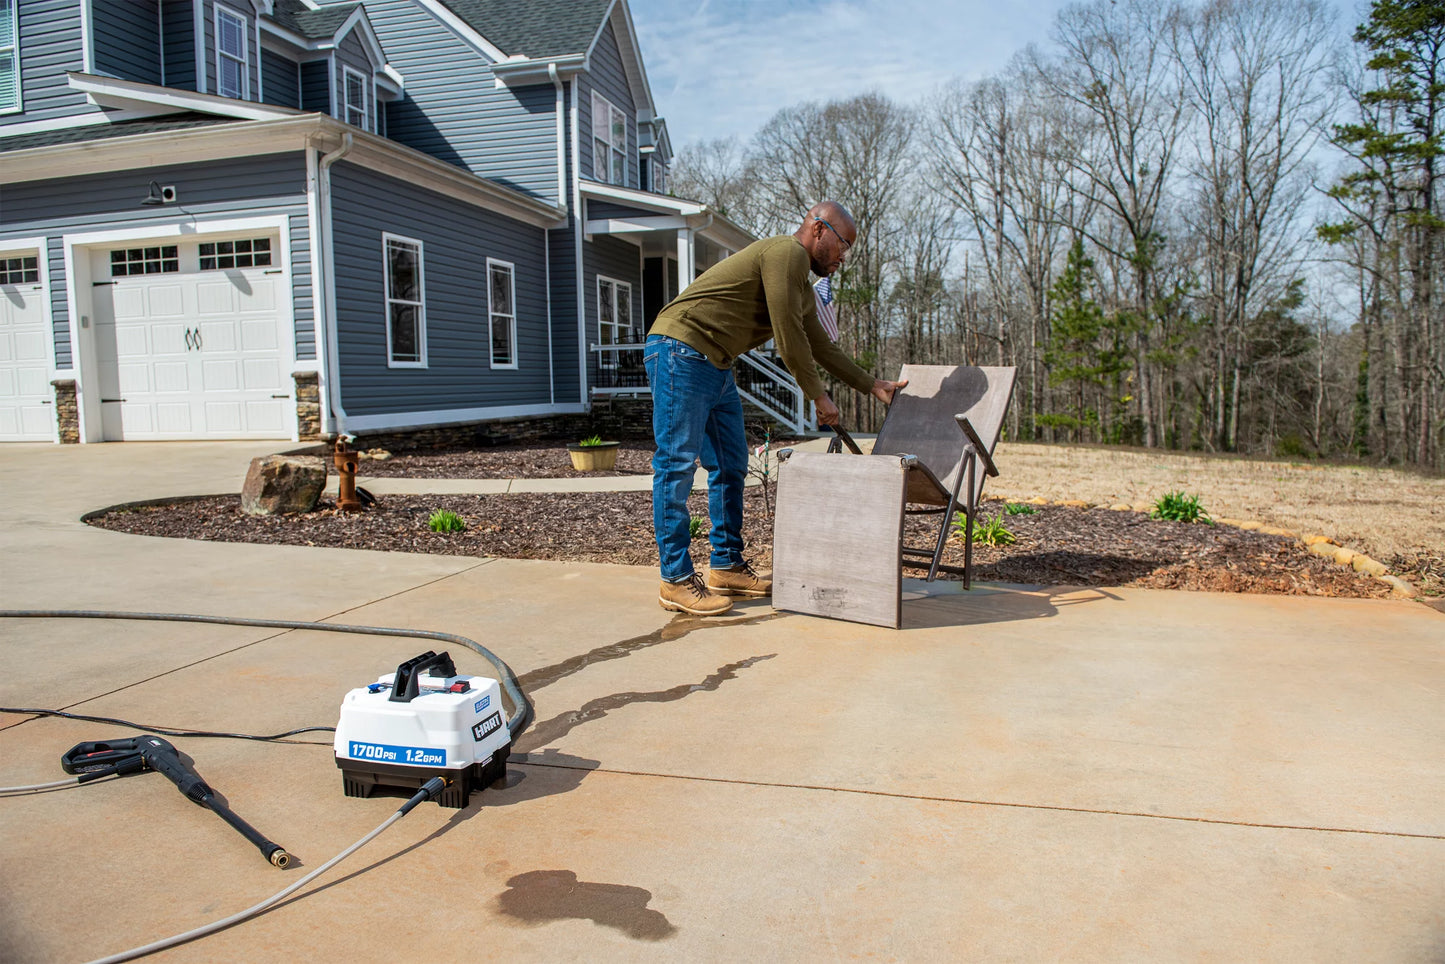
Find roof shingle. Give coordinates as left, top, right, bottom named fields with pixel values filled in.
left=440, top=0, right=613, bottom=59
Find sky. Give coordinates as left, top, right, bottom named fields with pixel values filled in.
left=628, top=0, right=1373, bottom=151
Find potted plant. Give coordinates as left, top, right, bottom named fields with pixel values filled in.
left=566, top=434, right=621, bottom=471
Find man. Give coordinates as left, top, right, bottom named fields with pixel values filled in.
left=644, top=201, right=908, bottom=616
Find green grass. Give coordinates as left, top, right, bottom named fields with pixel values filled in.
left=1150, top=491, right=1212, bottom=524
left=954, top=511, right=1016, bottom=546
left=428, top=509, right=466, bottom=533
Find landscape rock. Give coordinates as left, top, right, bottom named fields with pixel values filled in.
left=1308, top=541, right=1340, bottom=560
left=1024, top=496, right=1050, bottom=505
left=1351, top=554, right=1388, bottom=577
left=1236, top=520, right=1263, bottom=531
left=1332, top=546, right=1357, bottom=566
left=1259, top=525, right=1296, bottom=538
left=360, top=448, right=393, bottom=461
left=1215, top=517, right=1244, bottom=527
left=1380, top=575, right=1418, bottom=598
left=1109, top=504, right=1133, bottom=511
left=240, top=455, right=326, bottom=516
left=1302, top=534, right=1337, bottom=547
left=1056, top=499, right=1090, bottom=508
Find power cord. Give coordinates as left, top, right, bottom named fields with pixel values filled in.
left=0, top=707, right=334, bottom=744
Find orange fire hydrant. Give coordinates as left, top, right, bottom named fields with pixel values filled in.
left=334, top=437, right=362, bottom=513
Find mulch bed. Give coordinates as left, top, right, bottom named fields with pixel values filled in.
left=88, top=486, right=1390, bottom=598
left=353, top=442, right=658, bottom=479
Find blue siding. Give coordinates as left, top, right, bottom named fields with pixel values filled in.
left=363, top=0, right=560, bottom=203
left=261, top=47, right=300, bottom=108
left=1, top=0, right=95, bottom=127
left=94, top=1, right=163, bottom=86
left=548, top=225, right=579, bottom=404
left=0, top=154, right=311, bottom=370
left=161, top=0, right=196, bottom=90
left=588, top=201, right=662, bottom=221
left=584, top=235, right=642, bottom=385
left=289, top=213, right=315, bottom=359
left=300, top=60, right=329, bottom=113
left=579, top=21, right=636, bottom=189
left=329, top=162, right=551, bottom=415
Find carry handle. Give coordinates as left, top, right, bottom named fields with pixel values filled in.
left=389, top=650, right=458, bottom=702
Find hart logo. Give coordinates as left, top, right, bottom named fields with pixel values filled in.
left=472, top=711, right=502, bottom=742
left=474, top=695, right=491, bottom=714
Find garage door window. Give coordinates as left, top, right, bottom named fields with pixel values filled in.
left=1, top=255, right=37, bottom=284
left=110, top=246, right=179, bottom=276
left=200, top=238, right=271, bottom=270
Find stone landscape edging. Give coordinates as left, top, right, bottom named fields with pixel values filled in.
left=1012, top=495, right=1418, bottom=599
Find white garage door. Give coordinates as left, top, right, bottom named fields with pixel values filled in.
left=0, top=253, right=54, bottom=442
left=89, top=236, right=291, bottom=440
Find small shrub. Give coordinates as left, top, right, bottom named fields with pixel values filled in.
left=1151, top=491, right=1211, bottom=524
left=689, top=516, right=706, bottom=539
left=578, top=434, right=605, bottom=447
left=428, top=509, right=466, bottom=533
left=954, top=511, right=1016, bottom=546
left=1005, top=502, right=1037, bottom=516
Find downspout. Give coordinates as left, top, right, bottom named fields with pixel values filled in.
left=318, top=132, right=354, bottom=435
left=571, top=77, right=587, bottom=408
left=547, top=62, right=565, bottom=406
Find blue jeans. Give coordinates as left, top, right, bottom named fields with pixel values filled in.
left=643, top=334, right=748, bottom=582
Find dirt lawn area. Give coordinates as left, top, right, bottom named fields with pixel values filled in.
left=988, top=442, right=1444, bottom=564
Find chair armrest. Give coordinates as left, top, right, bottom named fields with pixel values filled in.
left=954, top=416, right=998, bottom=477
left=830, top=425, right=864, bottom=454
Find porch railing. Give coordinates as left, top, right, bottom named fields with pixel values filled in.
left=591, top=340, right=816, bottom=435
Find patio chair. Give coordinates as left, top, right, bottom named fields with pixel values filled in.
left=772, top=365, right=1017, bottom=628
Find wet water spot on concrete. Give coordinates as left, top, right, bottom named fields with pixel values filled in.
left=514, top=654, right=778, bottom=753
left=497, top=870, right=677, bottom=940
left=515, top=610, right=786, bottom=693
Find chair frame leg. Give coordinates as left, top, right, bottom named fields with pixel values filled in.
left=926, top=448, right=976, bottom=584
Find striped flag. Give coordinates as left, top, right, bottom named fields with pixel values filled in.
left=813, top=276, right=839, bottom=342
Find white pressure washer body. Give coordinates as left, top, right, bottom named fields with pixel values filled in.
left=334, top=650, right=510, bottom=808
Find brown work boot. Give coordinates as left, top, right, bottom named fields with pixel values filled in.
left=706, top=560, right=772, bottom=597
left=659, top=573, right=734, bottom=616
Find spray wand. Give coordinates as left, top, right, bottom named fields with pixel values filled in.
left=62, top=735, right=291, bottom=868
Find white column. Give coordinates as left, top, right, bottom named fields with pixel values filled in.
left=676, top=227, right=695, bottom=293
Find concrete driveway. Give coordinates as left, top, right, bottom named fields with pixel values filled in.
left=1, top=441, right=1442, bottom=962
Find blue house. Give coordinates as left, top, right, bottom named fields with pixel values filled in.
left=0, top=0, right=797, bottom=445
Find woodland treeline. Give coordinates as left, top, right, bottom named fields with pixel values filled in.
left=671, top=0, right=1445, bottom=470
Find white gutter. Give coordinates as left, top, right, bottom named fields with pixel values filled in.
left=572, top=77, right=587, bottom=409
left=319, top=132, right=355, bottom=435
left=304, top=141, right=333, bottom=435
left=547, top=63, right=566, bottom=406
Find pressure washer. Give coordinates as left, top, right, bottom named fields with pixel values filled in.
left=0, top=608, right=534, bottom=963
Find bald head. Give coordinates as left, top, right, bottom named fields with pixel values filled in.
left=795, top=201, right=856, bottom=277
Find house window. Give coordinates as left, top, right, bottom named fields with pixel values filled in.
left=215, top=6, right=249, bottom=100
left=597, top=276, right=633, bottom=366
left=384, top=234, right=426, bottom=367
left=487, top=259, right=516, bottom=368
left=199, top=238, right=272, bottom=270
left=652, top=157, right=667, bottom=195
left=0, top=0, right=18, bottom=114
left=344, top=67, right=369, bottom=130
left=591, top=92, right=626, bottom=186
left=0, top=255, right=37, bottom=284
left=110, top=246, right=179, bottom=276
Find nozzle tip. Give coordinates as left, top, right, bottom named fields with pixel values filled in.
left=270, top=849, right=292, bottom=869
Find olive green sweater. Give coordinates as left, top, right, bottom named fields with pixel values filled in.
left=649, top=235, right=875, bottom=401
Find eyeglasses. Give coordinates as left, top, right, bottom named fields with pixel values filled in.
left=813, top=216, right=852, bottom=252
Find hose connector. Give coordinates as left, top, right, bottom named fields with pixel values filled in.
left=399, top=776, right=450, bottom=816
left=267, top=847, right=292, bottom=869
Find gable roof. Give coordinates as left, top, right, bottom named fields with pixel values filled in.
left=438, top=0, right=613, bottom=59
left=0, top=115, right=238, bottom=154
left=272, top=0, right=362, bottom=40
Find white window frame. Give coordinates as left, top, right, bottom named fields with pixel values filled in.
left=383, top=233, right=427, bottom=368
left=487, top=257, right=517, bottom=370
left=591, top=91, right=627, bottom=186
left=343, top=65, right=370, bottom=131
left=652, top=156, right=667, bottom=195
left=596, top=275, right=634, bottom=367
left=214, top=5, right=249, bottom=100
left=0, top=0, right=21, bottom=114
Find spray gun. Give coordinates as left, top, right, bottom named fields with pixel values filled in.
left=62, top=735, right=292, bottom=868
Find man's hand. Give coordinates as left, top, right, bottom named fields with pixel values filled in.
left=814, top=393, right=841, bottom=425
left=871, top=377, right=909, bottom=405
